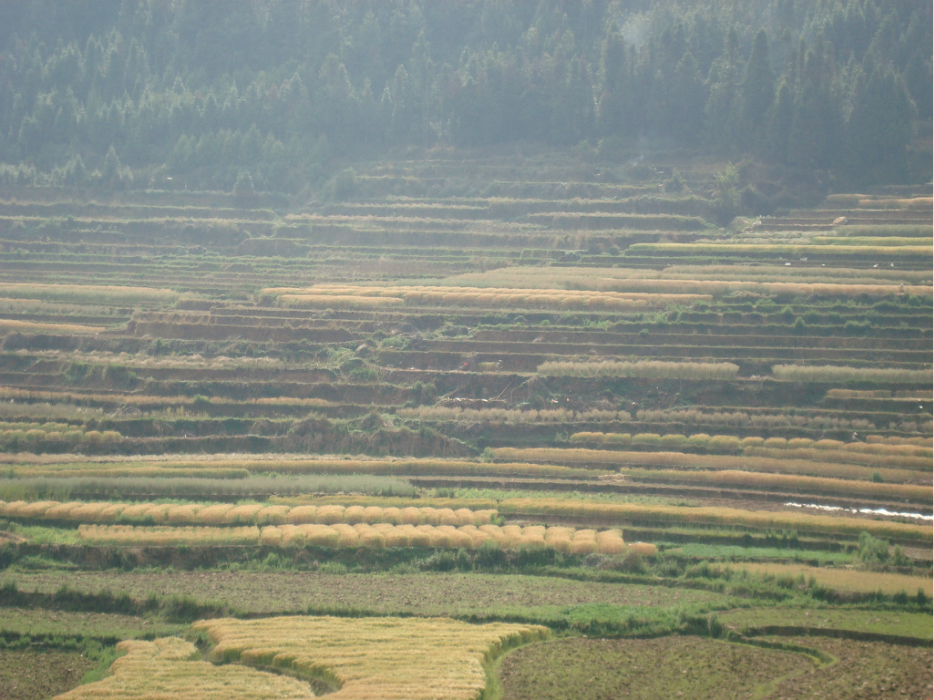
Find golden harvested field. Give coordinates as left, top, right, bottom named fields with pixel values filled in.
left=193, top=616, right=550, bottom=700
left=54, top=637, right=316, bottom=699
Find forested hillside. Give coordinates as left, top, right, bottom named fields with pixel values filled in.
left=0, top=0, right=930, bottom=194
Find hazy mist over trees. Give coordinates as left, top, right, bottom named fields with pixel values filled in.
left=0, top=0, right=929, bottom=192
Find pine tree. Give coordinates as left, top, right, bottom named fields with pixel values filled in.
left=845, top=67, right=916, bottom=182
left=233, top=169, right=255, bottom=198
left=762, top=78, right=793, bottom=163
left=551, top=56, right=594, bottom=146
left=102, top=144, right=125, bottom=188
left=670, top=52, right=705, bottom=145
left=705, top=28, right=742, bottom=151
left=787, top=47, right=842, bottom=169
left=597, top=24, right=628, bottom=137
left=740, top=29, right=774, bottom=144
left=904, top=50, right=932, bottom=120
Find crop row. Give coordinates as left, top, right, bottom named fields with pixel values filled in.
left=0, top=282, right=178, bottom=304
left=278, top=293, right=671, bottom=311
left=620, top=468, right=931, bottom=502
left=464, top=330, right=931, bottom=351
left=632, top=409, right=883, bottom=433
left=826, top=389, right=933, bottom=400
left=0, top=386, right=336, bottom=410
left=453, top=261, right=933, bottom=284
left=569, top=432, right=932, bottom=467
left=490, top=448, right=929, bottom=483
left=377, top=346, right=930, bottom=370
left=527, top=212, right=708, bottom=230
left=1, top=429, right=121, bottom=445
left=0, top=475, right=417, bottom=503
left=7, top=457, right=602, bottom=481
left=741, top=446, right=931, bottom=470
left=74, top=523, right=641, bottom=555
left=771, top=365, right=933, bottom=384
left=496, top=499, right=931, bottom=544
left=0, top=500, right=497, bottom=527
left=0, top=421, right=85, bottom=433
left=446, top=266, right=932, bottom=296
left=322, top=196, right=712, bottom=218
left=538, top=362, right=932, bottom=383
left=270, top=284, right=709, bottom=311
left=265, top=285, right=704, bottom=304
left=810, top=236, right=931, bottom=247
left=399, top=407, right=629, bottom=424
left=574, top=431, right=932, bottom=454
left=0, top=200, right=279, bottom=220
left=625, top=242, right=933, bottom=258
left=537, top=361, right=739, bottom=379
left=0, top=318, right=105, bottom=334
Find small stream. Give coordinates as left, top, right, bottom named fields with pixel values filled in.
left=784, top=502, right=933, bottom=522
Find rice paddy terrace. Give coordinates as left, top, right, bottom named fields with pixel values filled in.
left=0, top=153, right=931, bottom=699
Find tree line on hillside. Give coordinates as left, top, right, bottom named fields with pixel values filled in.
left=0, top=0, right=929, bottom=193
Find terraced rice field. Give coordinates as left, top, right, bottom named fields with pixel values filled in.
left=0, top=154, right=930, bottom=698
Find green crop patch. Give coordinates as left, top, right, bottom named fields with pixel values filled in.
left=5, top=571, right=725, bottom=618
left=756, top=636, right=933, bottom=698
left=497, top=636, right=813, bottom=700
left=719, top=607, right=933, bottom=640
left=0, top=648, right=97, bottom=700
left=0, top=607, right=183, bottom=641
